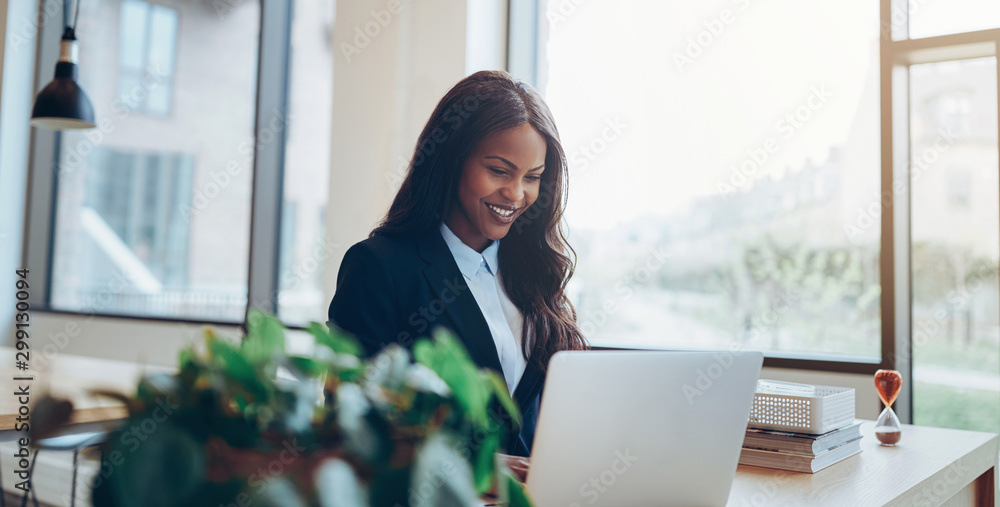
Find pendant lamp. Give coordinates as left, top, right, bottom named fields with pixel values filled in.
left=30, top=0, right=96, bottom=130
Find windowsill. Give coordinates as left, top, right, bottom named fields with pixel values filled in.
left=589, top=343, right=883, bottom=374
left=8, top=310, right=316, bottom=367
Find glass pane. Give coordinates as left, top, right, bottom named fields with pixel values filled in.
left=148, top=6, right=178, bottom=76
left=277, top=0, right=334, bottom=325
left=909, top=0, right=1000, bottom=39
left=541, top=0, right=881, bottom=356
left=50, top=0, right=261, bottom=321
left=116, top=73, right=142, bottom=109
left=146, top=83, right=171, bottom=116
left=119, top=0, right=147, bottom=71
left=910, top=57, right=1000, bottom=434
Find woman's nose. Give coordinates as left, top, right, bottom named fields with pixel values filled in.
left=500, top=179, right=525, bottom=203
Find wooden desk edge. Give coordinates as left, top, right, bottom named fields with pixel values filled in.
left=0, top=406, right=128, bottom=442
left=888, top=431, right=998, bottom=507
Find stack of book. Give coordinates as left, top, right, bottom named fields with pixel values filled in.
left=739, top=421, right=863, bottom=473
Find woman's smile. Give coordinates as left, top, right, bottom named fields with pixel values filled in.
left=485, top=202, right=520, bottom=223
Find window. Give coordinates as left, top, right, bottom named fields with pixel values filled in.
left=52, top=147, right=212, bottom=318
left=907, top=0, right=1000, bottom=39
left=276, top=0, right=335, bottom=326
left=945, top=167, right=971, bottom=208
left=118, top=0, right=178, bottom=116
left=46, top=0, right=261, bottom=321
left=533, top=0, right=882, bottom=359
left=81, top=147, right=194, bottom=286
left=926, top=93, right=974, bottom=139
left=910, top=58, right=1000, bottom=434
left=28, top=1, right=327, bottom=326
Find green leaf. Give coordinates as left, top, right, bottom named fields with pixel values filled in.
left=471, top=431, right=500, bottom=494
left=243, top=309, right=286, bottom=363
left=208, top=339, right=268, bottom=400
left=178, top=347, right=195, bottom=368
left=434, top=328, right=475, bottom=365
left=412, top=340, right=437, bottom=369
left=338, top=366, right=364, bottom=383
left=504, top=470, right=535, bottom=507
left=414, top=330, right=491, bottom=428
left=484, top=370, right=522, bottom=428
left=287, top=355, right=328, bottom=377
left=309, top=322, right=362, bottom=356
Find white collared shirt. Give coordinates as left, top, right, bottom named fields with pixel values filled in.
left=439, top=222, right=526, bottom=395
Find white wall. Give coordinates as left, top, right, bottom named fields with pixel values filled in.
left=23, top=312, right=232, bottom=366
left=0, top=1, right=6, bottom=88
left=322, top=0, right=507, bottom=304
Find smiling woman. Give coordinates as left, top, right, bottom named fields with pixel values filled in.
left=328, top=70, right=588, bottom=459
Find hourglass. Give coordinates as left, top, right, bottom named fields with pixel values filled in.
left=874, top=369, right=902, bottom=446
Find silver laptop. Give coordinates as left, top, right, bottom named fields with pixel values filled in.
left=525, top=350, right=764, bottom=507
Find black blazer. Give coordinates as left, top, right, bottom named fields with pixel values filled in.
left=327, top=227, right=545, bottom=456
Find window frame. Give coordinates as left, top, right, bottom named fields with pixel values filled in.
left=22, top=0, right=292, bottom=327
left=508, top=0, right=1000, bottom=423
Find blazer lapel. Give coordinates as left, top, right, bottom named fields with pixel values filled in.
left=417, top=230, right=504, bottom=375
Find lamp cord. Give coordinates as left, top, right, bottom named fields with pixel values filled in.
left=72, top=0, right=81, bottom=32
left=63, top=0, right=81, bottom=38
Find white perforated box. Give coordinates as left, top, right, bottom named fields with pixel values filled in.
left=747, top=381, right=855, bottom=435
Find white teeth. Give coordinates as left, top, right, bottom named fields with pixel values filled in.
left=486, top=203, right=515, bottom=217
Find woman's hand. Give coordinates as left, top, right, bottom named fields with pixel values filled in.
left=497, top=453, right=531, bottom=483
left=483, top=454, right=532, bottom=504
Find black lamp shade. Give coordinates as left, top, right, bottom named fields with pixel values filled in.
left=30, top=60, right=96, bottom=130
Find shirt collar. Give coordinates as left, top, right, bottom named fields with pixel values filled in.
left=439, top=222, right=499, bottom=278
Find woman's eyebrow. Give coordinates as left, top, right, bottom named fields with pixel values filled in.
left=485, top=155, right=545, bottom=172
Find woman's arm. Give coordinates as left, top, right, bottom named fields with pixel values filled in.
left=328, top=241, right=399, bottom=358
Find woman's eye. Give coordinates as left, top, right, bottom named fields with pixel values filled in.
left=488, top=167, right=507, bottom=176
left=526, top=175, right=542, bottom=182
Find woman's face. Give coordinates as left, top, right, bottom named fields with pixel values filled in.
left=445, top=123, right=547, bottom=252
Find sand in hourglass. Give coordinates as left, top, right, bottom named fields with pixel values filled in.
left=874, top=370, right=902, bottom=445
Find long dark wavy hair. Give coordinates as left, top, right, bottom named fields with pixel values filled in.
left=372, top=70, right=588, bottom=370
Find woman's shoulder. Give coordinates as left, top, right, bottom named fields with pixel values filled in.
left=345, top=231, right=421, bottom=264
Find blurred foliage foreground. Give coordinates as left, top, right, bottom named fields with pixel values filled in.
left=32, top=311, right=533, bottom=507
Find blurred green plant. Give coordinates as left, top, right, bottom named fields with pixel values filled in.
left=34, top=310, right=531, bottom=507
